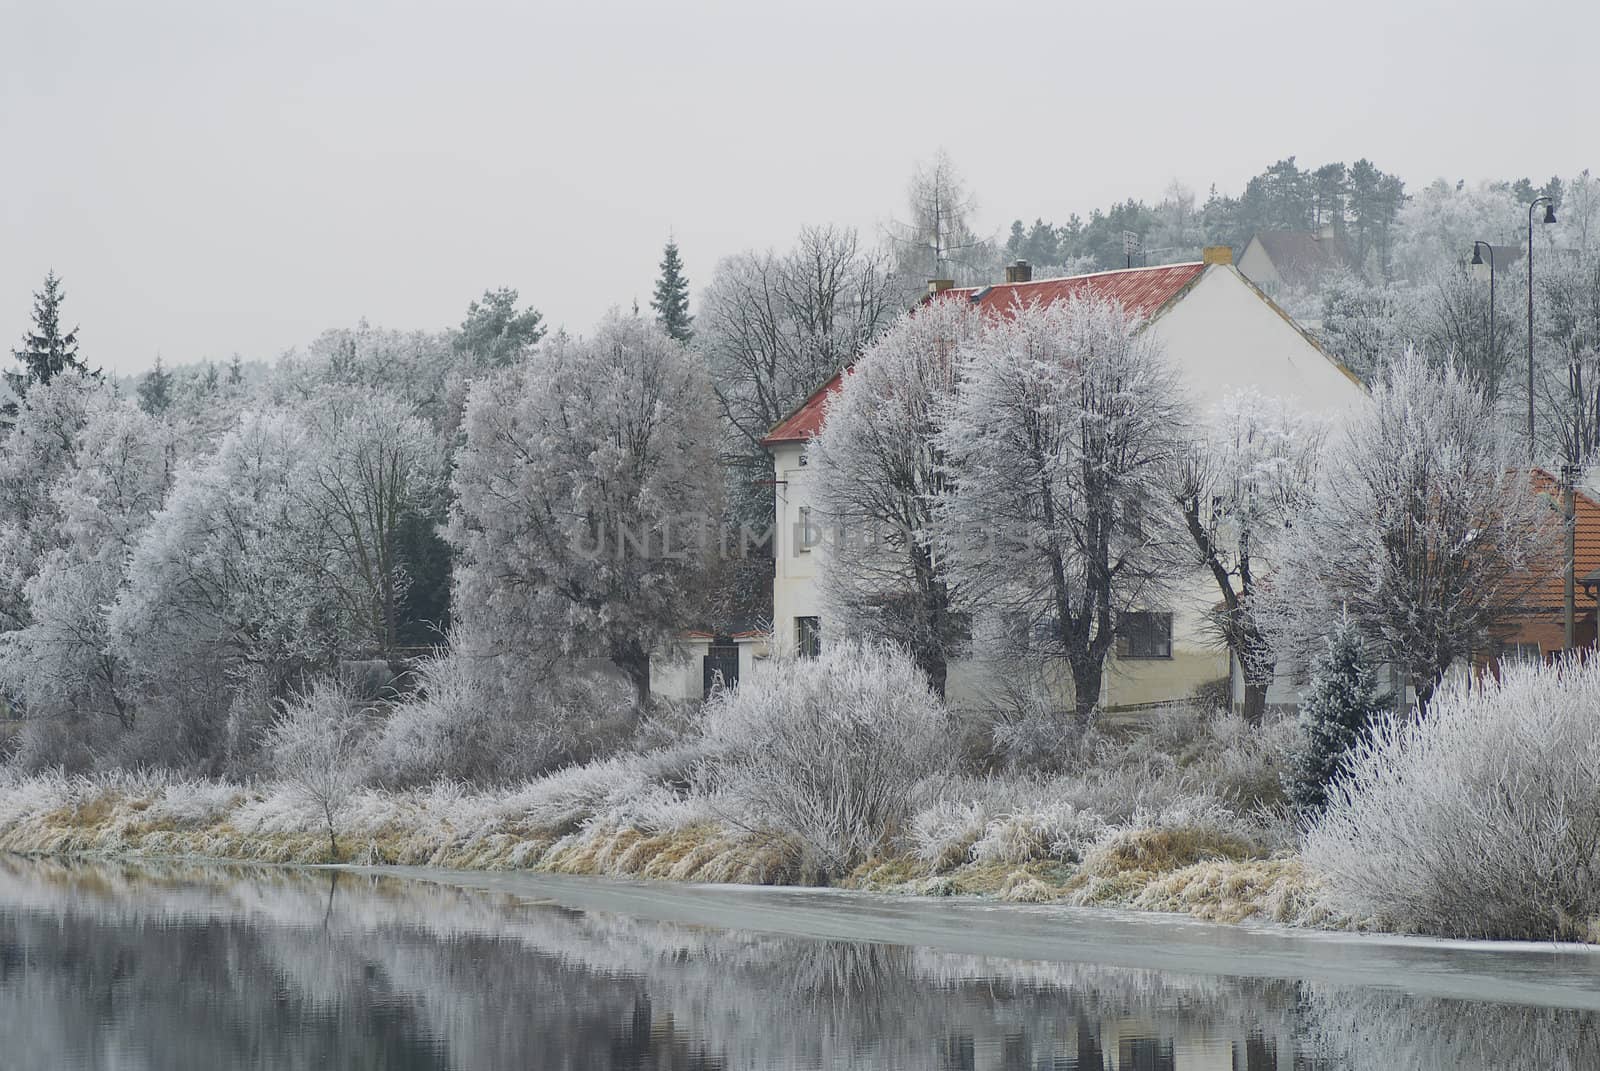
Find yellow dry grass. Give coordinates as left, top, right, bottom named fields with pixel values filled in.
left=0, top=778, right=1341, bottom=930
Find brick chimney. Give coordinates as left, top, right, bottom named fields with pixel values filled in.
left=1202, top=245, right=1233, bottom=266
left=927, top=279, right=956, bottom=295
left=1004, top=260, right=1033, bottom=284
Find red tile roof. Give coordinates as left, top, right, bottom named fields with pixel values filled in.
left=1518, top=469, right=1600, bottom=611
left=945, top=261, right=1206, bottom=320
left=761, top=262, right=1208, bottom=446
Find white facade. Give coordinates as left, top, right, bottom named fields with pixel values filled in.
left=768, top=261, right=1365, bottom=711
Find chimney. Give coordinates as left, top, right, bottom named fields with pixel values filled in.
left=927, top=278, right=956, bottom=295
left=1202, top=245, right=1233, bottom=266
left=1004, top=260, right=1033, bottom=284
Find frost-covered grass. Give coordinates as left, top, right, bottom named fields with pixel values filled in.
left=0, top=692, right=1324, bottom=928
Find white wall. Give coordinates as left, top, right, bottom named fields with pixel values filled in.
left=770, top=441, right=822, bottom=656
left=1146, top=265, right=1363, bottom=420
left=1235, top=236, right=1283, bottom=294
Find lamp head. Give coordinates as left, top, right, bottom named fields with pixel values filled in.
left=1544, top=204, right=1558, bottom=225
left=1471, top=244, right=1484, bottom=265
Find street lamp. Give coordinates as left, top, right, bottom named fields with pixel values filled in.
left=1527, top=196, right=1557, bottom=458
left=1471, top=240, right=1497, bottom=380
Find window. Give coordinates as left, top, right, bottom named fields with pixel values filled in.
left=796, top=616, right=822, bottom=659
left=1500, top=642, right=1541, bottom=666
left=1116, top=611, right=1172, bottom=660
left=796, top=506, right=816, bottom=554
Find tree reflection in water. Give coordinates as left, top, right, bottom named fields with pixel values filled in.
left=0, top=857, right=1592, bottom=1070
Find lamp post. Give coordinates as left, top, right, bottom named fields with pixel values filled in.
left=1527, top=196, right=1557, bottom=458
left=1471, top=240, right=1497, bottom=381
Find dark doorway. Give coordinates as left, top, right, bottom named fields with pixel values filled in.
left=702, top=636, right=739, bottom=699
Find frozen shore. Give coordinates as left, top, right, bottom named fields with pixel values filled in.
left=258, top=863, right=1600, bottom=1011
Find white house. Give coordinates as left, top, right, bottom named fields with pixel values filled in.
left=761, top=248, right=1366, bottom=712
left=1236, top=228, right=1355, bottom=296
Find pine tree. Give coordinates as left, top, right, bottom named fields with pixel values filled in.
left=651, top=238, right=693, bottom=343
left=137, top=355, right=173, bottom=415
left=1290, top=613, right=1385, bottom=814
left=13, top=270, right=87, bottom=386
left=226, top=354, right=245, bottom=387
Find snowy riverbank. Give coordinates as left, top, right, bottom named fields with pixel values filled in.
left=0, top=765, right=1335, bottom=935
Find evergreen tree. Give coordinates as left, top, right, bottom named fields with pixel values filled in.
left=456, top=288, right=545, bottom=368
left=1290, top=613, right=1385, bottom=814
left=13, top=270, right=87, bottom=386
left=227, top=353, right=245, bottom=387
left=651, top=238, right=693, bottom=343
left=137, top=355, right=174, bottom=415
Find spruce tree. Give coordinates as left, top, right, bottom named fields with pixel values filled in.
left=13, top=270, right=87, bottom=386
left=651, top=238, right=693, bottom=343
left=138, top=355, right=174, bottom=415
left=1290, top=613, right=1385, bottom=814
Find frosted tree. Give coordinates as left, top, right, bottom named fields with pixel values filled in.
left=1390, top=179, right=1520, bottom=284
left=697, top=225, right=902, bottom=614
left=1264, top=351, right=1553, bottom=709
left=298, top=389, right=442, bottom=657
left=936, top=296, right=1189, bottom=719
left=0, top=403, right=171, bottom=726
left=265, top=680, right=371, bottom=860
left=886, top=150, right=996, bottom=285
left=0, top=372, right=112, bottom=630
left=111, top=412, right=352, bottom=697
left=448, top=311, right=722, bottom=707
left=137, top=355, right=173, bottom=415
left=808, top=298, right=978, bottom=695
left=274, top=321, right=459, bottom=433
left=700, top=224, right=901, bottom=460
left=1290, top=612, right=1385, bottom=814
left=1173, top=389, right=1325, bottom=718
left=1318, top=272, right=1420, bottom=384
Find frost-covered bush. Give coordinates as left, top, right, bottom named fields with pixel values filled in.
left=369, top=653, right=636, bottom=788
left=264, top=680, right=374, bottom=859
left=982, top=680, right=1101, bottom=773
left=701, top=642, right=955, bottom=877
left=1304, top=658, right=1600, bottom=939
left=968, top=803, right=1104, bottom=866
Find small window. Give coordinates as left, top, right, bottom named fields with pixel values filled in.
left=1500, top=642, right=1541, bottom=667
left=796, top=506, right=816, bottom=554
left=796, top=616, right=822, bottom=659
left=1116, top=611, right=1172, bottom=660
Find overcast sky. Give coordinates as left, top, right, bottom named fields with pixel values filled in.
left=3, top=0, right=1596, bottom=376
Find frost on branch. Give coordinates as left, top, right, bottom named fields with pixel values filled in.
left=447, top=310, right=722, bottom=708
left=934, top=295, right=1189, bottom=719
left=1261, top=350, right=1554, bottom=706
left=1173, top=388, right=1324, bottom=718
left=809, top=297, right=976, bottom=695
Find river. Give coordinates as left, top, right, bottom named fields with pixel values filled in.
left=2, top=856, right=1598, bottom=1069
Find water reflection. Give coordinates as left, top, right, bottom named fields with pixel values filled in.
left=0, top=856, right=1594, bottom=1070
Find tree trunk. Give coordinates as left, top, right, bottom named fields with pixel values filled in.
left=921, top=651, right=948, bottom=700
left=1242, top=679, right=1268, bottom=723
left=611, top=639, right=653, bottom=709
left=323, top=804, right=340, bottom=862
left=1069, top=657, right=1103, bottom=723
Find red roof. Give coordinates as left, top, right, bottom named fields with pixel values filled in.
left=1521, top=469, right=1600, bottom=611
left=761, top=262, right=1207, bottom=446
left=945, top=261, right=1206, bottom=320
